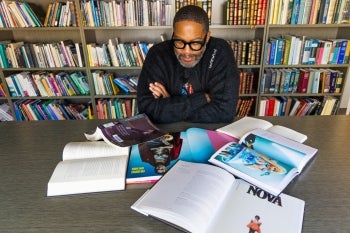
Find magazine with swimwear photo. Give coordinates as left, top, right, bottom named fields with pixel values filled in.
left=209, top=128, right=318, bottom=195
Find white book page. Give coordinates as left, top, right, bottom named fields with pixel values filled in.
left=131, top=161, right=236, bottom=233
left=47, top=156, right=128, bottom=196
left=217, top=117, right=273, bottom=139
left=207, top=179, right=305, bottom=233
left=217, top=117, right=307, bottom=143
left=62, top=141, right=129, bottom=160
left=267, top=125, right=307, bottom=143
left=84, top=127, right=103, bottom=141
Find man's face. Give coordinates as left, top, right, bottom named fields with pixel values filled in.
left=173, top=20, right=210, bottom=68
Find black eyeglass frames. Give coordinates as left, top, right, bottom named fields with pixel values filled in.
left=172, top=34, right=207, bottom=51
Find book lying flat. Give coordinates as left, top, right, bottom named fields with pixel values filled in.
left=209, top=128, right=318, bottom=196
left=47, top=141, right=129, bottom=197
left=126, top=127, right=235, bottom=184
left=84, top=113, right=167, bottom=147
left=216, top=116, right=308, bottom=143
left=132, top=160, right=305, bottom=233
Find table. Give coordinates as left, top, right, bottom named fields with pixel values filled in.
left=1, top=116, right=350, bottom=233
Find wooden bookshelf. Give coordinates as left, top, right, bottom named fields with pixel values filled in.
left=0, top=0, right=349, bottom=121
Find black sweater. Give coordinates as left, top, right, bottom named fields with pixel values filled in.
left=137, top=37, right=240, bottom=123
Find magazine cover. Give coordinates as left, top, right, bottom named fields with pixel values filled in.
left=85, top=113, right=167, bottom=147
left=126, top=128, right=235, bottom=184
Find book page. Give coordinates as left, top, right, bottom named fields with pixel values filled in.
left=267, top=125, right=307, bottom=143
left=131, top=161, right=236, bottom=233
left=207, top=179, right=305, bottom=233
left=62, top=141, right=129, bottom=161
left=216, top=117, right=308, bottom=143
left=47, top=155, right=128, bottom=196
left=216, top=117, right=273, bottom=139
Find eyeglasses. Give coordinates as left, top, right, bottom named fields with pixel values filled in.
left=172, top=34, right=207, bottom=51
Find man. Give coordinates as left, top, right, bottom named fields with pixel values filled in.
left=137, top=5, right=240, bottom=123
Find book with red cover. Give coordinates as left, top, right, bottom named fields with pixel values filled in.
left=296, top=69, right=310, bottom=93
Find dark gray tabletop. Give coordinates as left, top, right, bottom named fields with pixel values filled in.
left=0, top=116, right=349, bottom=232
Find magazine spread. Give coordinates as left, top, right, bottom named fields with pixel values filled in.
left=131, top=160, right=305, bottom=233
left=84, top=113, right=167, bottom=147
left=126, top=127, right=236, bottom=184
left=209, top=128, right=318, bottom=195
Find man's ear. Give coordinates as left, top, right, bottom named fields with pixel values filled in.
left=206, top=31, right=211, bottom=42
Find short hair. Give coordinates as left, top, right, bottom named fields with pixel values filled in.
left=173, top=5, right=209, bottom=33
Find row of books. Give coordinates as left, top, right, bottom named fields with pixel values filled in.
left=236, top=96, right=255, bottom=117
left=265, top=36, right=350, bottom=65
left=96, top=98, right=137, bottom=120
left=225, top=0, right=268, bottom=25
left=175, top=0, right=212, bottom=24
left=0, top=0, right=42, bottom=28
left=229, top=39, right=262, bottom=66
left=0, top=102, right=13, bottom=121
left=87, top=39, right=152, bottom=67
left=81, top=0, right=173, bottom=27
left=0, top=40, right=84, bottom=69
left=5, top=71, right=90, bottom=97
left=269, top=0, right=350, bottom=25
left=259, top=96, right=339, bottom=116
left=13, top=99, right=89, bottom=121
left=92, top=70, right=138, bottom=95
left=238, top=69, right=257, bottom=94
left=0, top=82, right=6, bottom=96
left=1, top=36, right=348, bottom=69
left=261, top=68, right=344, bottom=94
left=43, top=1, right=78, bottom=27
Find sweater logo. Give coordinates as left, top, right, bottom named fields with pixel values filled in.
left=209, top=49, right=217, bottom=69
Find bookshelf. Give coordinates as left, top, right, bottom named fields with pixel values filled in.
left=0, top=0, right=349, bottom=121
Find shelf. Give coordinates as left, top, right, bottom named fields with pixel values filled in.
left=0, top=0, right=349, bottom=121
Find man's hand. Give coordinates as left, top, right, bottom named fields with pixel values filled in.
left=149, top=82, right=170, bottom=98
left=205, top=93, right=211, bottom=103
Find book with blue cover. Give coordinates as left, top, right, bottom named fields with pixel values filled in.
left=126, top=127, right=235, bottom=184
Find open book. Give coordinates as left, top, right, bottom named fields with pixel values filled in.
left=126, top=128, right=235, bottom=184
left=216, top=116, right=308, bottom=143
left=47, top=141, right=129, bottom=196
left=84, top=113, right=167, bottom=147
left=209, top=128, right=318, bottom=195
left=132, top=160, right=305, bottom=233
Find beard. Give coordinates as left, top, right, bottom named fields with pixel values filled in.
left=175, top=47, right=206, bottom=68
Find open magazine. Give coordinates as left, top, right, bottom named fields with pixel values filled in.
left=84, top=113, right=167, bottom=147
left=126, top=127, right=235, bottom=184
left=209, top=128, right=318, bottom=195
